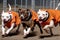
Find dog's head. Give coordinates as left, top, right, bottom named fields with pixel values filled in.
left=18, top=9, right=31, bottom=20
left=37, top=9, right=49, bottom=21
left=1, top=4, right=12, bottom=22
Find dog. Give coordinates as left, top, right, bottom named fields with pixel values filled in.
left=37, top=2, right=60, bottom=35
left=1, top=4, right=21, bottom=37
left=37, top=9, right=60, bottom=35
left=18, top=9, right=43, bottom=38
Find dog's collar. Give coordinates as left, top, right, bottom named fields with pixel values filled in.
left=25, top=11, right=32, bottom=21
left=42, top=12, right=49, bottom=22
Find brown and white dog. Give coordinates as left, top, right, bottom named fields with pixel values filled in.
left=1, top=4, right=21, bottom=37
left=37, top=9, right=60, bottom=35
left=37, top=3, right=60, bottom=35
left=18, top=9, right=43, bottom=38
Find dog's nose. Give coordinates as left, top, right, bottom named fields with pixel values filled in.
left=39, top=17, right=42, bottom=21
left=21, top=16, right=24, bottom=19
left=39, top=17, right=42, bottom=19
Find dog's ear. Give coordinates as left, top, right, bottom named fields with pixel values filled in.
left=46, top=11, right=48, bottom=12
left=45, top=10, right=48, bottom=13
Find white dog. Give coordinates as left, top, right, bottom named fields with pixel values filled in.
left=1, top=4, right=21, bottom=37
left=37, top=9, right=54, bottom=29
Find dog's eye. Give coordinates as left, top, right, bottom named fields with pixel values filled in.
left=7, top=16, right=9, bottom=18
left=46, top=14, right=47, bottom=15
left=43, top=14, right=45, bottom=16
left=43, top=14, right=45, bottom=15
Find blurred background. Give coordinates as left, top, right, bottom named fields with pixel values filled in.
left=0, top=0, right=60, bottom=12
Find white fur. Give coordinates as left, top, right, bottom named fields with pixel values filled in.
left=37, top=10, right=54, bottom=30
left=37, top=9, right=48, bottom=20
left=27, top=28, right=31, bottom=34
left=20, top=14, right=24, bottom=19
left=24, top=29, right=27, bottom=36
left=8, top=4, right=11, bottom=11
left=1, top=12, right=12, bottom=35
left=2, top=21, right=5, bottom=35
left=24, top=27, right=31, bottom=36
left=43, top=20, right=54, bottom=29
left=6, top=23, right=14, bottom=34
left=1, top=12, right=11, bottom=21
left=1, top=4, right=15, bottom=35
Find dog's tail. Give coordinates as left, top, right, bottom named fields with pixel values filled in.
left=55, top=2, right=60, bottom=10
left=8, top=4, right=11, bottom=11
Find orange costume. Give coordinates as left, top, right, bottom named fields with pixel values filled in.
left=30, top=9, right=39, bottom=21
left=40, top=9, right=60, bottom=27
left=5, top=11, right=21, bottom=28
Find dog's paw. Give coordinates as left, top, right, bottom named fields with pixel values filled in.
left=2, top=35, right=5, bottom=38
left=2, top=34, right=8, bottom=38
left=3, top=33, right=8, bottom=37
left=23, top=35, right=28, bottom=38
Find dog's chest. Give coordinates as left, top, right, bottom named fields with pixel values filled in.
left=40, top=14, right=53, bottom=27
left=41, top=20, right=50, bottom=27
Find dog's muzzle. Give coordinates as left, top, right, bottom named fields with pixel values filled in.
left=20, top=15, right=24, bottom=19
left=39, top=17, right=43, bottom=21
left=3, top=19, right=7, bottom=23
left=4, top=19, right=6, bottom=21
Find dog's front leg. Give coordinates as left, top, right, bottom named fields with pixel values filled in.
left=24, top=29, right=27, bottom=36
left=36, top=21, right=43, bottom=34
left=6, top=23, right=14, bottom=34
left=43, top=20, right=54, bottom=29
left=16, top=24, right=20, bottom=32
left=2, top=21, right=5, bottom=36
left=27, top=27, right=31, bottom=34
left=23, top=28, right=31, bottom=38
left=26, top=21, right=34, bottom=34
left=43, top=20, right=54, bottom=35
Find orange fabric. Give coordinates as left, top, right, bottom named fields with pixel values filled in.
left=30, top=9, right=39, bottom=21
left=5, top=11, right=21, bottom=28
left=40, top=9, right=60, bottom=27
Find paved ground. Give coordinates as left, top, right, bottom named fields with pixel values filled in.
left=0, top=25, right=60, bottom=40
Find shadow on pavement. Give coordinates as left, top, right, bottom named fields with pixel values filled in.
left=8, top=31, right=20, bottom=36
left=23, top=31, right=37, bottom=38
left=39, top=34, right=60, bottom=38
